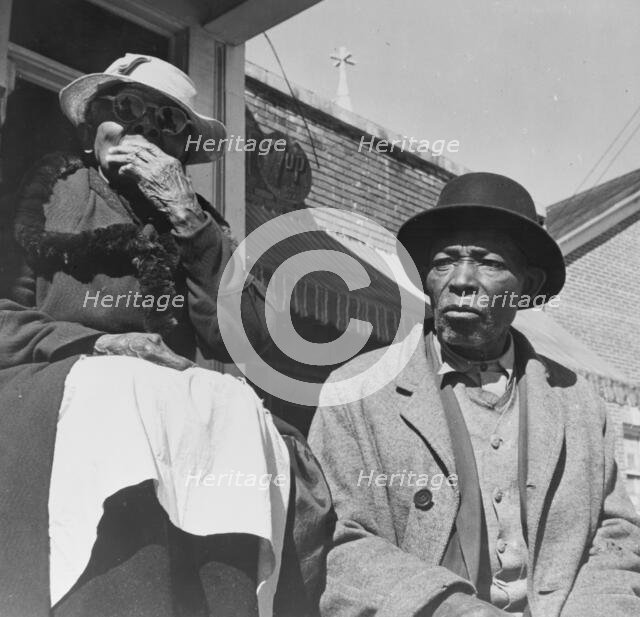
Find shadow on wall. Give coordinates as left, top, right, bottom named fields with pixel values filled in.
left=244, top=108, right=400, bottom=435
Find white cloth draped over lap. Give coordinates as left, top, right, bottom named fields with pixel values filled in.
left=48, top=355, right=290, bottom=617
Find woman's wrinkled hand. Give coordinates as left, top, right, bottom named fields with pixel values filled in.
left=93, top=332, right=195, bottom=371
left=106, top=140, right=206, bottom=233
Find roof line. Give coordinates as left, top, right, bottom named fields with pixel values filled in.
left=556, top=187, right=640, bottom=256
left=245, top=60, right=469, bottom=177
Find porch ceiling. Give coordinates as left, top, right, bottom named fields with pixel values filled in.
left=204, top=0, right=324, bottom=44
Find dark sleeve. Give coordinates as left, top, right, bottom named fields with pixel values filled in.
left=272, top=415, right=335, bottom=617
left=0, top=262, right=103, bottom=368
left=171, top=198, right=270, bottom=363
left=560, top=403, right=640, bottom=617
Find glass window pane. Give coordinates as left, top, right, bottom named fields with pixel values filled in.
left=1, top=78, right=80, bottom=197
left=10, top=0, right=170, bottom=73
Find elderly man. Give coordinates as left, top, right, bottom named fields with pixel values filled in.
left=309, top=173, right=640, bottom=617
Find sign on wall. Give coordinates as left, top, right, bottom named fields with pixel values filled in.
left=257, top=130, right=312, bottom=205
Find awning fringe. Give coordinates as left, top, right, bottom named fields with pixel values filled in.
left=582, top=372, right=640, bottom=407
left=253, top=263, right=404, bottom=344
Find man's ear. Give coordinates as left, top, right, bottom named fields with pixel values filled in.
left=522, top=265, right=546, bottom=297
left=77, top=122, right=95, bottom=153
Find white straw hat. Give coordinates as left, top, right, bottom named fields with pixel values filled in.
left=59, top=53, right=226, bottom=164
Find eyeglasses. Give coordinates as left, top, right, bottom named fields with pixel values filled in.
left=92, top=92, right=190, bottom=135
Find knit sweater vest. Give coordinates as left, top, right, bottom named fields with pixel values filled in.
left=453, top=378, right=528, bottom=613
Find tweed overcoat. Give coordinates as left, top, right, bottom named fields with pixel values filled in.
left=308, top=324, right=640, bottom=617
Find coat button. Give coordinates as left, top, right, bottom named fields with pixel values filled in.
left=493, top=488, right=503, bottom=503
left=497, top=539, right=507, bottom=553
left=413, top=488, right=433, bottom=510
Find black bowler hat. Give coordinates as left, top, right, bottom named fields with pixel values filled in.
left=397, top=172, right=565, bottom=301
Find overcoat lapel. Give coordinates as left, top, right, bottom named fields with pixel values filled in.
left=512, top=329, right=566, bottom=561
left=394, top=329, right=486, bottom=590
left=394, top=332, right=457, bottom=477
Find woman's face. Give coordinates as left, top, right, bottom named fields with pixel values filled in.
left=85, top=85, right=191, bottom=181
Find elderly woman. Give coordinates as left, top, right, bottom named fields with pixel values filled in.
left=0, top=55, right=331, bottom=617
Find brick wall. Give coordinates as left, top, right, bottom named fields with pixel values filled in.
left=245, top=74, right=455, bottom=252
left=546, top=207, right=640, bottom=504
left=606, top=400, right=628, bottom=469
left=547, top=210, right=640, bottom=384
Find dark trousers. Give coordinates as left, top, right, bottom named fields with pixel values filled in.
left=52, top=481, right=259, bottom=617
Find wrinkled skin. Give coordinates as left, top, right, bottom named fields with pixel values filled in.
left=106, top=140, right=205, bottom=232
left=93, top=332, right=195, bottom=371
left=424, top=229, right=546, bottom=360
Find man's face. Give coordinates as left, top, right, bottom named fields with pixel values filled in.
left=424, top=229, right=538, bottom=357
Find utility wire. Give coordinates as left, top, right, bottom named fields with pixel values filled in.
left=562, top=103, right=640, bottom=217
left=263, top=32, right=321, bottom=169
left=574, top=102, right=640, bottom=195
left=588, top=118, right=640, bottom=189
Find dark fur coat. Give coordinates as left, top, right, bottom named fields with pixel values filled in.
left=0, top=153, right=332, bottom=617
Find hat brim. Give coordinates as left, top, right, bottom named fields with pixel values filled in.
left=59, top=73, right=226, bottom=164
left=397, top=204, right=566, bottom=302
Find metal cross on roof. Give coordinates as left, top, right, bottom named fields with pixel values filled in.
left=330, top=47, right=355, bottom=68
left=330, top=46, right=356, bottom=111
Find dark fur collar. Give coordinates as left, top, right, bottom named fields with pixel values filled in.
left=14, top=152, right=180, bottom=334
